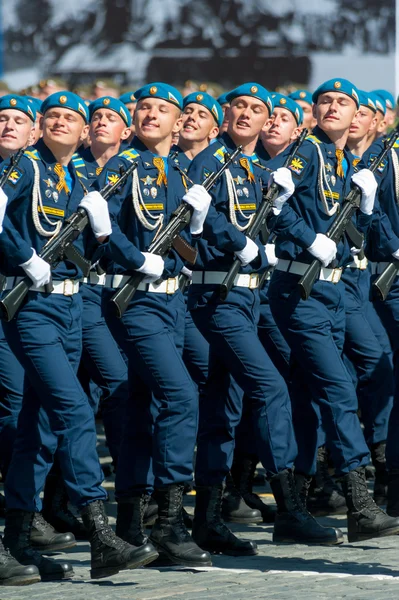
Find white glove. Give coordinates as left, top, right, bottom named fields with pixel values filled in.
left=265, top=243, right=278, bottom=267
left=269, top=167, right=295, bottom=213
left=181, top=266, right=193, bottom=280
left=182, top=184, right=212, bottom=235
left=307, top=233, right=337, bottom=267
left=392, top=249, right=399, bottom=260
left=351, top=169, right=377, bottom=215
left=234, top=237, right=259, bottom=266
left=0, top=188, right=8, bottom=234
left=79, top=191, right=112, bottom=239
left=136, top=252, right=165, bottom=283
left=20, top=248, right=51, bottom=289
left=350, top=246, right=362, bottom=257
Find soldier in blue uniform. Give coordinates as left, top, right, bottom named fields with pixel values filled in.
left=188, top=83, right=343, bottom=551
left=119, top=91, right=137, bottom=143
left=42, top=97, right=133, bottom=540
left=288, top=89, right=316, bottom=131
left=0, top=91, right=158, bottom=580
left=268, top=78, right=399, bottom=542
left=372, top=89, right=396, bottom=135
left=360, top=119, right=399, bottom=517
left=95, top=83, right=212, bottom=568
left=343, top=91, right=394, bottom=506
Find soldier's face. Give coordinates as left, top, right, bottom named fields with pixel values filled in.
left=368, top=110, right=386, bottom=136
left=135, top=98, right=182, bottom=142
left=348, top=107, right=377, bottom=142
left=295, top=100, right=316, bottom=130
left=0, top=110, right=33, bottom=152
left=42, top=108, right=89, bottom=147
left=180, top=103, right=219, bottom=143
left=262, top=108, right=300, bottom=148
left=219, top=103, right=230, bottom=134
left=90, top=109, right=131, bottom=145
left=229, top=96, right=270, bottom=140
left=315, top=92, right=358, bottom=132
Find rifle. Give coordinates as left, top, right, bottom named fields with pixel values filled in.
left=298, top=125, right=399, bottom=301
left=0, top=161, right=138, bottom=321
left=110, top=145, right=243, bottom=318
left=219, top=128, right=308, bottom=301
left=0, top=149, right=24, bottom=187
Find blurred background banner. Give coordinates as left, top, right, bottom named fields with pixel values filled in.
left=1, top=0, right=395, bottom=93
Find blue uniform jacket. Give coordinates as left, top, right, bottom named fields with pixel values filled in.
left=0, top=139, right=99, bottom=278
left=360, top=138, right=399, bottom=260
left=187, top=132, right=271, bottom=273
left=94, top=136, right=189, bottom=278
left=267, top=126, right=372, bottom=267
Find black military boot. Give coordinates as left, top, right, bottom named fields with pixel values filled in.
left=43, top=473, right=88, bottom=540
left=143, top=496, right=158, bottom=528
left=115, top=495, right=159, bottom=567
left=30, top=513, right=76, bottom=552
left=342, top=467, right=399, bottom=542
left=150, top=484, right=212, bottom=567
left=192, top=484, right=258, bottom=556
left=387, top=469, right=399, bottom=517
left=222, top=472, right=262, bottom=524
left=306, top=446, right=347, bottom=516
left=0, top=536, right=40, bottom=586
left=81, top=500, right=155, bottom=579
left=231, top=454, right=276, bottom=523
left=370, top=442, right=388, bottom=506
left=270, top=469, right=344, bottom=545
left=3, top=510, right=73, bottom=581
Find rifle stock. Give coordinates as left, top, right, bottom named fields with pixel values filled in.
left=219, top=129, right=308, bottom=301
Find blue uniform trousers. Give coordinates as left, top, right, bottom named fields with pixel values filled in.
left=182, top=297, right=209, bottom=394
left=343, top=267, right=393, bottom=446
left=103, top=289, right=198, bottom=496
left=3, top=293, right=106, bottom=511
left=81, top=283, right=128, bottom=465
left=0, top=320, right=24, bottom=477
left=269, top=271, right=370, bottom=476
left=188, top=284, right=297, bottom=484
left=372, top=277, right=399, bottom=469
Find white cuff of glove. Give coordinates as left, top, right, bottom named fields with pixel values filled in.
left=307, top=233, right=337, bottom=268
left=351, top=169, right=377, bottom=215
left=19, top=248, right=52, bottom=289
left=265, top=243, right=278, bottom=267
left=234, top=237, right=259, bottom=267
left=136, top=252, right=165, bottom=283
left=181, top=266, right=193, bottom=279
left=392, top=249, right=399, bottom=260
left=182, top=184, right=212, bottom=235
left=79, top=191, right=112, bottom=239
left=0, top=188, right=8, bottom=235
left=269, top=167, right=295, bottom=212
left=350, top=246, right=362, bottom=257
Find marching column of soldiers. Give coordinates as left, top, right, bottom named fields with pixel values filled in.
left=0, top=74, right=396, bottom=585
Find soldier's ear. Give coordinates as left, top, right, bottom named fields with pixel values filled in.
left=312, top=103, right=317, bottom=119
left=39, top=116, right=44, bottom=131
left=261, top=117, right=273, bottom=132
left=120, top=127, right=131, bottom=141
left=172, top=114, right=183, bottom=134
left=208, top=126, right=219, bottom=141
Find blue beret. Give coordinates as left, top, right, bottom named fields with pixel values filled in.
left=0, top=95, right=36, bottom=122
left=312, top=78, right=360, bottom=108
left=357, top=90, right=377, bottom=113
left=119, top=91, right=137, bottom=105
left=288, top=89, right=313, bottom=106
left=272, top=93, right=303, bottom=126
left=217, top=92, right=230, bottom=106
left=41, top=91, right=89, bottom=123
left=134, top=82, right=183, bottom=110
left=372, top=89, right=395, bottom=110
left=370, top=92, right=386, bottom=115
left=89, top=96, right=131, bottom=127
left=183, top=92, right=223, bottom=127
left=226, top=83, right=273, bottom=115
left=26, top=96, right=43, bottom=115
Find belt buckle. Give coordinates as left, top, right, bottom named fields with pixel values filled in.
left=331, top=268, right=341, bottom=284
left=63, top=279, right=74, bottom=296
left=249, top=273, right=259, bottom=289
left=166, top=278, right=177, bottom=294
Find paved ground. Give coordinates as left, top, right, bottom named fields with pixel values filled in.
left=1, top=433, right=399, bottom=599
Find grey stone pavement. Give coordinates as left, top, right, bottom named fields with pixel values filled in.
left=1, top=431, right=399, bottom=599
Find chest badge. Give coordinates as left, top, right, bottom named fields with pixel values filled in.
left=233, top=175, right=246, bottom=185
left=325, top=163, right=333, bottom=172
left=330, top=175, right=336, bottom=186
left=150, top=187, right=158, bottom=198
left=141, top=175, right=156, bottom=186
